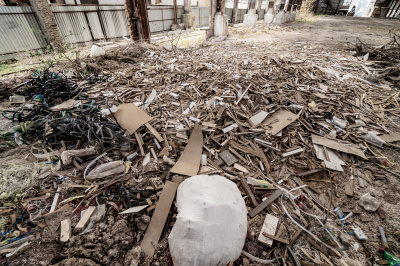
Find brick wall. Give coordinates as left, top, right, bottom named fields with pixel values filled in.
left=29, top=0, right=63, bottom=50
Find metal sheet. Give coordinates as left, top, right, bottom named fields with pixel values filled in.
left=0, top=6, right=47, bottom=59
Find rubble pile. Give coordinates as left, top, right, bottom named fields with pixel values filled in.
left=0, top=39, right=400, bottom=265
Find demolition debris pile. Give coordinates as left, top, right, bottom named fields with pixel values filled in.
left=1, top=39, right=400, bottom=265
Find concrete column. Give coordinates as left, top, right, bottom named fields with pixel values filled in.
left=214, top=0, right=228, bottom=38
left=182, top=0, right=196, bottom=29
left=206, top=0, right=217, bottom=38
left=29, top=0, right=63, bottom=51
left=257, top=0, right=262, bottom=17
left=263, top=1, right=275, bottom=24
left=232, top=0, right=239, bottom=23
left=243, top=0, right=259, bottom=28
left=275, top=3, right=285, bottom=24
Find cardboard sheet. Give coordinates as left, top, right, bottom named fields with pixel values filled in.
left=314, top=144, right=345, bottom=172
left=380, top=132, right=400, bottom=143
left=312, top=134, right=367, bottom=159
left=113, top=103, right=153, bottom=135
left=170, top=123, right=203, bottom=176
left=50, top=99, right=80, bottom=111
left=141, top=181, right=178, bottom=258
left=262, top=110, right=299, bottom=135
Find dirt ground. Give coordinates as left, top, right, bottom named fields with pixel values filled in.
left=229, top=16, right=400, bottom=49
left=1, top=15, right=400, bottom=266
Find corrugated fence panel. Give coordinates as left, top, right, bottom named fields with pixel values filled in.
left=52, top=6, right=98, bottom=44
left=1, top=5, right=210, bottom=59
left=148, top=6, right=208, bottom=33
left=51, top=5, right=129, bottom=44
left=98, top=6, right=129, bottom=39
left=0, top=6, right=47, bottom=58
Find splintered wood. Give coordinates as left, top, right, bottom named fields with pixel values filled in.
left=8, top=35, right=400, bottom=266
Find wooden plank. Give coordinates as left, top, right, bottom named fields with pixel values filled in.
left=170, top=124, right=203, bottom=176
left=290, top=222, right=309, bottom=247
left=311, top=134, right=367, bottom=159
left=262, top=232, right=289, bottom=245
left=60, top=218, right=71, bottom=242
left=141, top=181, right=178, bottom=258
left=219, top=150, right=238, bottom=166
left=380, top=132, right=400, bottom=143
left=282, top=148, right=304, bottom=157
left=49, top=187, right=61, bottom=213
left=248, top=111, right=269, bottom=127
left=145, top=123, right=164, bottom=142
left=75, top=206, right=96, bottom=230
left=234, top=163, right=249, bottom=173
left=241, top=178, right=258, bottom=207
left=297, top=169, right=325, bottom=177
left=248, top=190, right=282, bottom=218
left=262, top=110, right=299, bottom=135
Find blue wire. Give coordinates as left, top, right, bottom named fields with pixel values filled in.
left=0, top=213, right=27, bottom=236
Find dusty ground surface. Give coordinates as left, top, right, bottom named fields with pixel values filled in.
left=1, top=15, right=400, bottom=266
left=230, top=16, right=400, bottom=49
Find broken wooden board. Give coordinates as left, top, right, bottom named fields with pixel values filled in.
left=219, top=150, right=238, bottom=166
left=262, top=110, right=299, bottom=135
left=141, top=181, right=178, bottom=258
left=380, top=132, right=400, bottom=143
left=241, top=178, right=258, bottom=207
left=248, top=111, right=269, bottom=127
left=145, top=123, right=163, bottom=142
left=119, top=205, right=149, bottom=214
left=248, top=190, right=282, bottom=218
left=50, top=99, right=81, bottom=111
left=60, top=218, right=71, bottom=242
left=113, top=103, right=153, bottom=135
left=75, top=206, right=96, bottom=230
left=311, top=134, right=367, bottom=159
left=282, top=148, right=304, bottom=157
left=234, top=163, right=248, bottom=173
left=258, top=214, right=279, bottom=246
left=262, top=232, right=289, bottom=245
left=170, top=123, right=203, bottom=176
left=314, top=144, right=346, bottom=170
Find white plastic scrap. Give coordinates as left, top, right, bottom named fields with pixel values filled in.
left=169, top=175, right=247, bottom=266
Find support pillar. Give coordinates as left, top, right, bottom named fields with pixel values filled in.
left=124, top=0, right=139, bottom=41
left=263, top=1, right=275, bottom=24
left=29, top=0, right=63, bottom=51
left=182, top=0, right=196, bottom=29
left=243, top=0, right=259, bottom=28
left=232, top=0, right=239, bottom=23
left=206, top=0, right=217, bottom=38
left=124, top=0, right=150, bottom=43
left=275, top=2, right=285, bottom=24
left=214, top=0, right=228, bottom=37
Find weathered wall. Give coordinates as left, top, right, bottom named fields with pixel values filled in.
left=29, top=0, right=63, bottom=48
